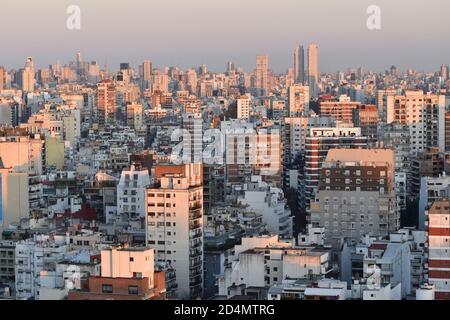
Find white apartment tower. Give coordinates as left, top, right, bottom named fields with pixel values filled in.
left=145, top=164, right=203, bottom=299
left=116, top=165, right=151, bottom=223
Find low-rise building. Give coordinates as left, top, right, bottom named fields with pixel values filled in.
left=68, top=246, right=166, bottom=300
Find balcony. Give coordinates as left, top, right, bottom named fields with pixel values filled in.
left=189, top=210, right=202, bottom=220
left=190, top=276, right=203, bottom=287
left=190, top=202, right=202, bottom=210
left=190, top=259, right=203, bottom=269
left=191, top=241, right=203, bottom=249
left=190, top=249, right=203, bottom=258
left=190, top=230, right=202, bottom=239
left=189, top=221, right=202, bottom=230
left=190, top=268, right=203, bottom=277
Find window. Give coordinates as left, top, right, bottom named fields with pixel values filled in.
left=128, top=286, right=139, bottom=295
left=102, top=284, right=113, bottom=294
left=130, top=257, right=134, bottom=262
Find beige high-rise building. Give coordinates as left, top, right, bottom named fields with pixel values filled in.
left=142, top=60, right=152, bottom=92
left=288, top=84, right=309, bottom=116
left=96, top=80, right=116, bottom=125
left=255, top=55, right=270, bottom=96
left=145, top=163, right=203, bottom=299
left=152, top=69, right=169, bottom=93
left=0, top=167, right=29, bottom=229
left=307, top=44, right=319, bottom=98
left=0, top=66, right=5, bottom=91
left=237, top=95, right=251, bottom=120
left=186, top=69, right=198, bottom=95
left=376, top=88, right=397, bottom=121
left=22, top=57, right=35, bottom=92
left=386, top=91, right=446, bottom=153
left=0, top=136, right=44, bottom=175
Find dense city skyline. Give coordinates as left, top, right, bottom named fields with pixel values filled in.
left=1, top=0, right=449, bottom=72
left=2, top=0, right=450, bottom=306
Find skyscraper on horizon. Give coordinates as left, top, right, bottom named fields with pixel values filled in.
left=255, top=55, right=270, bottom=97
left=294, top=45, right=305, bottom=85
left=307, top=44, right=319, bottom=99
left=21, top=57, right=35, bottom=92
left=141, top=59, right=152, bottom=92
left=0, top=66, right=5, bottom=91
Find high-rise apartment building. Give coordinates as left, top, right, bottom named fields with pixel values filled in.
left=0, top=167, right=29, bottom=230
left=182, top=113, right=203, bottom=164
left=294, top=46, right=305, bottom=84
left=223, top=122, right=282, bottom=189
left=300, top=128, right=368, bottom=216
left=237, top=95, right=251, bottom=120
left=152, top=69, right=169, bottom=93
left=386, top=91, right=446, bottom=154
left=307, top=44, right=319, bottom=98
left=21, top=57, right=35, bottom=92
left=186, top=69, right=198, bottom=95
left=283, top=115, right=336, bottom=172
left=426, top=200, right=450, bottom=300
left=96, top=80, right=116, bottom=126
left=440, top=64, right=448, bottom=81
left=352, top=104, right=380, bottom=144
left=141, top=59, right=152, bottom=92
left=116, top=165, right=151, bottom=223
left=126, top=103, right=144, bottom=129
left=145, top=164, right=203, bottom=299
left=311, top=149, right=398, bottom=248
left=376, top=89, right=397, bottom=121
left=255, top=55, right=270, bottom=97
left=288, top=84, right=309, bottom=116
left=0, top=66, right=6, bottom=91
left=320, top=95, right=360, bottom=125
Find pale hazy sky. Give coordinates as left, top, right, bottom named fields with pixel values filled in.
left=1, top=0, right=449, bottom=73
